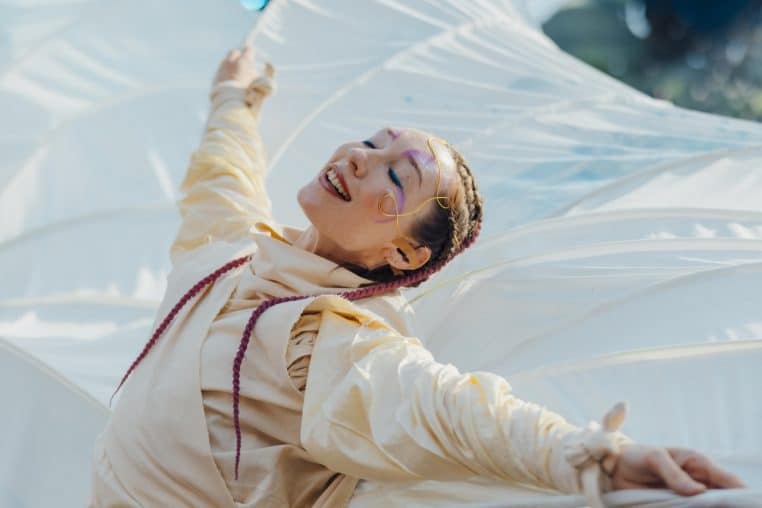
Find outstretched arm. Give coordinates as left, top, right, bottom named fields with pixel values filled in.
left=299, top=309, right=597, bottom=492
left=170, top=45, right=275, bottom=264
left=298, top=308, right=745, bottom=501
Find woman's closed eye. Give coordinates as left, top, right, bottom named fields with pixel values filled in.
left=388, top=168, right=403, bottom=189
left=363, top=139, right=404, bottom=190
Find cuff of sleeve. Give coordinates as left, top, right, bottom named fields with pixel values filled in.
left=209, top=80, right=246, bottom=106
left=564, top=402, right=631, bottom=508
left=208, top=62, right=276, bottom=110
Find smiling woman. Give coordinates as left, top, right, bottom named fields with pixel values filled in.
left=295, top=126, right=467, bottom=281
left=88, top=44, right=746, bottom=508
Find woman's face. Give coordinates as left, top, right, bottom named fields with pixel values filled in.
left=297, top=126, right=457, bottom=270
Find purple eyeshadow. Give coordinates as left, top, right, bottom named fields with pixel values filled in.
left=402, top=149, right=434, bottom=168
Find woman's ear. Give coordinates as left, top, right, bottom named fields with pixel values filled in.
left=385, top=238, right=431, bottom=271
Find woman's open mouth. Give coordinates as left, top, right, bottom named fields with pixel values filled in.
left=322, top=167, right=351, bottom=201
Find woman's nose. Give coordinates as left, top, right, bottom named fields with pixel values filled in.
left=348, top=147, right=369, bottom=177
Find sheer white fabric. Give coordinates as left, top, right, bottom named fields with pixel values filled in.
left=1, top=0, right=761, bottom=506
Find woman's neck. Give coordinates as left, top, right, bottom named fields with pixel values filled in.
left=291, top=225, right=319, bottom=253
left=293, top=226, right=385, bottom=271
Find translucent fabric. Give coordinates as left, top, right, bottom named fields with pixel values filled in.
left=1, top=0, right=761, bottom=506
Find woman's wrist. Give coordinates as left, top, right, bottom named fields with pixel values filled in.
left=210, top=45, right=275, bottom=109
left=563, top=402, right=629, bottom=506
left=209, top=64, right=275, bottom=112
left=209, top=80, right=248, bottom=109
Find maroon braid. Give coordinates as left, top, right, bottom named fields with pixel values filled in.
left=110, top=256, right=251, bottom=405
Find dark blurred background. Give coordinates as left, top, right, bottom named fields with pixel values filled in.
left=542, top=0, right=762, bottom=121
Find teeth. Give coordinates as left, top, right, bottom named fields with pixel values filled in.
left=327, top=168, right=350, bottom=200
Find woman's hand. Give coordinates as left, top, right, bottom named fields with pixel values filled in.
left=213, top=44, right=261, bottom=87
left=611, top=444, right=746, bottom=496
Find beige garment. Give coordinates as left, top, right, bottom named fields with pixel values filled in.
left=90, top=67, right=629, bottom=507
left=89, top=71, right=414, bottom=508
left=299, top=303, right=633, bottom=495
left=200, top=227, right=415, bottom=507
left=90, top=229, right=407, bottom=507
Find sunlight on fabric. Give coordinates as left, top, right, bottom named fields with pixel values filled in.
left=1, top=0, right=762, bottom=506
left=0, top=311, right=118, bottom=340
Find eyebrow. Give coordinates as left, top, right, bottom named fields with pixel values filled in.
left=403, top=149, right=430, bottom=187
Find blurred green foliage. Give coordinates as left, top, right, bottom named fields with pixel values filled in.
left=543, top=0, right=762, bottom=121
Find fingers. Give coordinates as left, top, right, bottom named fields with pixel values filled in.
left=648, top=449, right=707, bottom=496
left=226, top=44, right=255, bottom=64
left=242, top=43, right=255, bottom=59
left=216, top=44, right=264, bottom=87
left=707, top=466, right=747, bottom=489
left=669, top=449, right=747, bottom=489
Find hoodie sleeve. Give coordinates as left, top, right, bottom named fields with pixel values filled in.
left=170, top=65, right=276, bottom=265
left=300, top=307, right=631, bottom=495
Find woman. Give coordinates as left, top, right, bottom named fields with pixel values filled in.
left=89, top=45, right=745, bottom=507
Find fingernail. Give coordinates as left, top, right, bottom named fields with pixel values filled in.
left=685, top=482, right=706, bottom=494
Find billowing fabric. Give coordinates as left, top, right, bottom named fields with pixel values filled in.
left=2, top=1, right=762, bottom=507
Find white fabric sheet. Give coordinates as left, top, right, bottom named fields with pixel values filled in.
left=1, top=0, right=761, bottom=506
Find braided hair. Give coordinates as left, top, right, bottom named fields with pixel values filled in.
left=112, top=143, right=484, bottom=480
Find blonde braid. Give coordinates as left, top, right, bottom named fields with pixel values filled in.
left=435, top=146, right=482, bottom=263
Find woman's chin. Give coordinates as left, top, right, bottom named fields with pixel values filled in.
left=297, top=186, right=327, bottom=227
left=296, top=183, right=316, bottom=211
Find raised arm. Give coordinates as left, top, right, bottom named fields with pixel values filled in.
left=170, top=45, right=275, bottom=264
left=298, top=307, right=745, bottom=503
